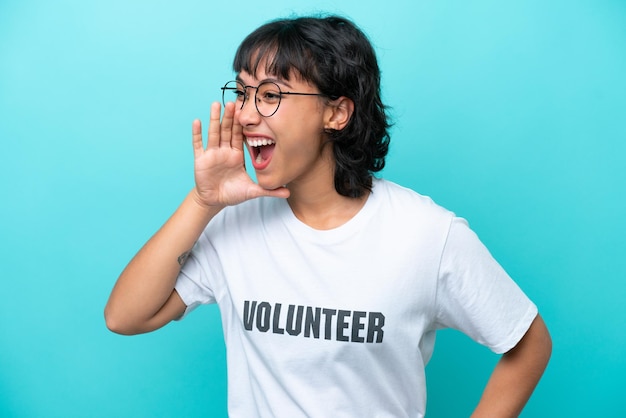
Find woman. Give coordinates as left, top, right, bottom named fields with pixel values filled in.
left=105, top=15, right=551, bottom=417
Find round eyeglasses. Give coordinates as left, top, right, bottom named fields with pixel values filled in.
left=221, top=80, right=326, bottom=118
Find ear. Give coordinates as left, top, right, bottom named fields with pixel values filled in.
left=324, top=97, right=354, bottom=131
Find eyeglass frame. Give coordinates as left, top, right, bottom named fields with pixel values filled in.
left=220, top=80, right=327, bottom=117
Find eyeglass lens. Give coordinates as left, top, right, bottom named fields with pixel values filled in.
left=222, top=81, right=282, bottom=117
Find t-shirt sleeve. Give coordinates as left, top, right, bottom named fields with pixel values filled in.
left=434, top=217, right=538, bottom=354
left=174, top=230, right=219, bottom=320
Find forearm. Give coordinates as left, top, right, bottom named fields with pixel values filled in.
left=471, top=315, right=552, bottom=418
left=104, top=189, right=222, bottom=334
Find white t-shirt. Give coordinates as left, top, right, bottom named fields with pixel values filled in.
left=175, top=179, right=537, bottom=418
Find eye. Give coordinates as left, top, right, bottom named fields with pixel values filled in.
left=261, top=90, right=281, bottom=103
left=233, top=88, right=246, bottom=100
left=256, top=82, right=282, bottom=103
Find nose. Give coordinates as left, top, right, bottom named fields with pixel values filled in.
left=237, top=89, right=261, bottom=126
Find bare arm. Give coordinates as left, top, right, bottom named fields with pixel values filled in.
left=104, top=191, right=220, bottom=335
left=104, top=102, right=289, bottom=335
left=471, top=314, right=552, bottom=417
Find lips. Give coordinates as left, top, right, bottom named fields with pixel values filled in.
left=245, top=136, right=275, bottom=170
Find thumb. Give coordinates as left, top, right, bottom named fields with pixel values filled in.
left=264, top=186, right=291, bottom=199
left=249, top=185, right=290, bottom=200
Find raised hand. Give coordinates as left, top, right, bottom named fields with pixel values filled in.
left=191, top=102, right=289, bottom=209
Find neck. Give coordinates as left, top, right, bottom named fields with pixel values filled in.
left=287, top=180, right=370, bottom=230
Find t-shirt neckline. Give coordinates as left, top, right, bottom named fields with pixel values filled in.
left=277, top=179, right=383, bottom=244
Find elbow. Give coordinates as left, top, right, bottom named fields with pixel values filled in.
left=104, top=305, right=140, bottom=336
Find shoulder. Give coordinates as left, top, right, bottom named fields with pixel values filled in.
left=372, top=178, right=454, bottom=220
left=369, top=179, right=456, bottom=249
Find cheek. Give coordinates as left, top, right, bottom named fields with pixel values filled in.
left=289, top=104, right=326, bottom=134
left=269, top=100, right=327, bottom=149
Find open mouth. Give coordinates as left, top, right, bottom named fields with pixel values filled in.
left=246, top=137, right=276, bottom=168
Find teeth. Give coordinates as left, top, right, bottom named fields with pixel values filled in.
left=247, top=138, right=275, bottom=147
left=256, top=153, right=263, bottom=164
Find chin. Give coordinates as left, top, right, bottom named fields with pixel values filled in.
left=256, top=176, right=286, bottom=192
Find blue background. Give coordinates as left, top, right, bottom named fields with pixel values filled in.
left=1, top=0, right=625, bottom=416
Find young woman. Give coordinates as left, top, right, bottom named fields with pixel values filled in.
left=105, top=15, right=551, bottom=417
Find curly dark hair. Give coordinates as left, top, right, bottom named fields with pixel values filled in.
left=232, top=15, right=391, bottom=198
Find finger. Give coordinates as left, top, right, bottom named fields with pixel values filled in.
left=264, top=186, right=291, bottom=199
left=231, top=107, right=244, bottom=151
left=206, top=102, right=222, bottom=149
left=192, top=119, right=203, bottom=159
left=220, top=102, right=235, bottom=147
left=250, top=185, right=291, bottom=200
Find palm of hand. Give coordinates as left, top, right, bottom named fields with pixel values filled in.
left=192, top=102, right=288, bottom=208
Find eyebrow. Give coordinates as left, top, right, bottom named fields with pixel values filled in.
left=235, top=75, right=293, bottom=89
